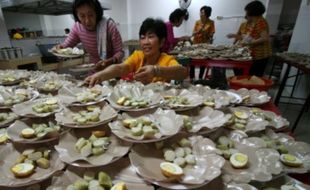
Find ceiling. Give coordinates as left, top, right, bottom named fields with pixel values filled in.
left=0, top=0, right=111, bottom=15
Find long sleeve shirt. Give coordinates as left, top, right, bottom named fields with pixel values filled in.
left=62, top=21, right=124, bottom=64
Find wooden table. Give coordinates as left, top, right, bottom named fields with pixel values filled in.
left=0, top=56, right=42, bottom=70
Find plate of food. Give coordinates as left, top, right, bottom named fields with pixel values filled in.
left=0, top=144, right=65, bottom=188
left=256, top=129, right=310, bottom=174
left=224, top=107, right=269, bottom=133
left=230, top=88, right=271, bottom=106
left=51, top=47, right=84, bottom=58
left=7, top=118, right=69, bottom=144
left=0, top=87, right=39, bottom=109
left=218, top=135, right=283, bottom=183
left=195, top=88, right=242, bottom=109
left=58, top=84, right=111, bottom=106
left=107, top=83, right=163, bottom=112
left=161, top=89, right=204, bottom=111
left=69, top=63, right=96, bottom=73
left=12, top=97, right=63, bottom=118
left=0, top=70, right=30, bottom=86
left=55, top=130, right=132, bottom=168
left=47, top=158, right=155, bottom=190
left=129, top=134, right=225, bottom=189
left=180, top=107, right=231, bottom=135
left=109, top=108, right=182, bottom=143
left=55, top=105, right=117, bottom=128
left=0, top=111, right=18, bottom=128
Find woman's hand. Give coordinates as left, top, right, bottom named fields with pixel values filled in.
left=84, top=71, right=104, bottom=87
left=51, top=44, right=63, bottom=52
left=134, top=65, right=155, bottom=84
left=95, top=60, right=109, bottom=71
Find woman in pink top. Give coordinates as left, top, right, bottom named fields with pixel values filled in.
left=55, top=0, right=124, bottom=71
left=162, top=8, right=190, bottom=53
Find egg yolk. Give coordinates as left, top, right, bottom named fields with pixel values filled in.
left=235, top=155, right=247, bottom=162
left=284, top=154, right=296, bottom=162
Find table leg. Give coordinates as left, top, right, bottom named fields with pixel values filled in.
left=292, top=93, right=310, bottom=132
left=243, top=67, right=250, bottom=75
left=274, top=64, right=291, bottom=106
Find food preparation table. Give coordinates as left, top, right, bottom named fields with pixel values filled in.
left=274, top=56, right=310, bottom=132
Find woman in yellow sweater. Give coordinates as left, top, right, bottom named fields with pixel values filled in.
left=85, top=18, right=187, bottom=86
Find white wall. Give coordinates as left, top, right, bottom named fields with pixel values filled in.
left=286, top=0, right=310, bottom=99
left=126, top=0, right=267, bottom=44
left=105, top=0, right=128, bottom=40
left=265, top=0, right=283, bottom=34
left=40, top=15, right=75, bottom=36
left=3, top=11, right=42, bottom=31
left=0, top=5, right=11, bottom=47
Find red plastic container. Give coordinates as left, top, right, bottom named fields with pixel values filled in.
left=228, top=76, right=273, bottom=91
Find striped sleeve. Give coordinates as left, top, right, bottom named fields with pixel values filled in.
left=62, top=22, right=80, bottom=48
left=107, top=21, right=124, bottom=63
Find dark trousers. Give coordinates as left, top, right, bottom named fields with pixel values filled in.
left=234, top=57, right=270, bottom=76
left=190, top=66, right=207, bottom=79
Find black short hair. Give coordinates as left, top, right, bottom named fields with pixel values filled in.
left=139, top=18, right=167, bottom=42
left=200, top=6, right=212, bottom=18
left=72, top=0, right=103, bottom=23
left=245, top=1, right=266, bottom=16
left=169, top=8, right=186, bottom=23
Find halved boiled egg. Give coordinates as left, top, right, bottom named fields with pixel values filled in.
left=11, top=163, right=35, bottom=177
left=111, top=182, right=127, bottom=190
left=21, top=128, right=36, bottom=139
left=234, top=111, right=249, bottom=120
left=160, top=162, right=184, bottom=178
left=280, top=154, right=303, bottom=167
left=230, top=153, right=248, bottom=168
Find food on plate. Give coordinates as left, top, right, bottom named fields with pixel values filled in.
left=20, top=122, right=61, bottom=139
left=41, top=81, right=60, bottom=92
left=182, top=116, right=193, bottom=131
left=262, top=188, right=279, bottom=190
left=65, top=171, right=125, bottom=190
left=0, top=112, right=18, bottom=123
left=74, top=132, right=111, bottom=157
left=32, top=98, right=59, bottom=113
left=55, top=47, right=84, bottom=55
left=0, top=130, right=9, bottom=144
left=280, top=154, right=303, bottom=167
left=216, top=136, right=238, bottom=160
left=2, top=75, right=17, bottom=83
left=2, top=90, right=29, bottom=106
left=230, top=152, right=248, bottom=168
left=160, top=162, right=184, bottom=178
left=11, top=163, right=35, bottom=178
left=122, top=117, right=159, bottom=138
left=72, top=106, right=101, bottom=125
left=260, top=135, right=289, bottom=154
left=76, top=88, right=102, bottom=103
left=281, top=185, right=299, bottom=190
left=116, top=96, right=149, bottom=108
left=12, top=148, right=51, bottom=177
left=225, top=111, right=249, bottom=130
left=164, top=96, right=189, bottom=107
left=231, top=75, right=265, bottom=85
left=160, top=138, right=196, bottom=168
left=204, top=99, right=215, bottom=107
